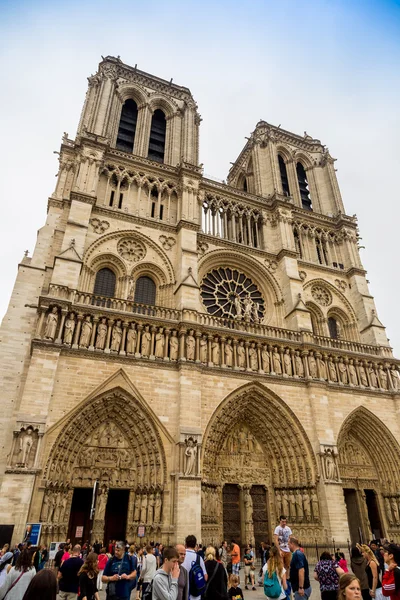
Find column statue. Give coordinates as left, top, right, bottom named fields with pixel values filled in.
left=43, top=307, right=59, bottom=340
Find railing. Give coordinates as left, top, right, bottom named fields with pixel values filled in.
left=73, top=291, right=181, bottom=321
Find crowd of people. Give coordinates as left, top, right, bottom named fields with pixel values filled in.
left=0, top=516, right=399, bottom=600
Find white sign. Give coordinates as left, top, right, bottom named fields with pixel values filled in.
left=49, top=542, right=63, bottom=561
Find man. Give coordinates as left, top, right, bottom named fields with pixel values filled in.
left=182, top=534, right=207, bottom=600
left=176, top=544, right=189, bottom=600
left=274, top=515, right=293, bottom=570
left=102, top=540, right=137, bottom=600
left=370, top=540, right=385, bottom=577
left=196, top=544, right=205, bottom=560
left=54, top=543, right=65, bottom=573
left=152, top=545, right=180, bottom=600
left=58, top=544, right=84, bottom=600
left=141, top=545, right=157, bottom=597
left=219, top=541, right=228, bottom=568
left=230, top=539, right=241, bottom=581
left=288, top=536, right=311, bottom=600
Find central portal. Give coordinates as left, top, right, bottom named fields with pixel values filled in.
left=104, top=489, right=129, bottom=543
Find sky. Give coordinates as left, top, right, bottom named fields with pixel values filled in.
left=0, top=0, right=399, bottom=354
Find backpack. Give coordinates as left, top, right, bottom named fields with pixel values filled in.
left=189, top=554, right=207, bottom=596
left=264, top=569, right=282, bottom=598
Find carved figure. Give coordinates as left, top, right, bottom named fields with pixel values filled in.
left=155, top=328, right=165, bottom=358
left=127, top=277, right=135, bottom=300
left=283, top=349, right=292, bottom=376
left=225, top=339, right=233, bottom=367
left=40, top=492, right=50, bottom=522
left=328, top=358, right=338, bottom=382
left=318, top=357, right=327, bottom=379
left=378, top=366, right=388, bottom=389
left=348, top=360, right=358, bottom=385
left=249, top=343, right=258, bottom=370
left=275, top=491, right=283, bottom=517
left=252, top=301, right=260, bottom=323
left=243, top=295, right=253, bottom=321
left=282, top=492, right=289, bottom=516
left=154, top=492, right=162, bottom=523
left=212, top=338, right=220, bottom=365
left=237, top=341, right=246, bottom=368
left=186, top=330, right=195, bottom=360
left=359, top=365, right=368, bottom=386
left=43, top=307, right=58, bottom=340
left=19, top=428, right=34, bottom=466
left=243, top=488, right=253, bottom=522
left=96, top=486, right=108, bottom=520
left=184, top=438, right=198, bottom=476
left=169, top=331, right=178, bottom=360
left=199, top=335, right=207, bottom=363
left=338, top=358, right=348, bottom=384
left=303, top=491, right=311, bottom=520
left=295, top=351, right=304, bottom=377
left=368, top=365, right=378, bottom=388
left=272, top=347, right=282, bottom=374
left=147, top=493, right=155, bottom=524
left=141, top=325, right=151, bottom=356
left=288, top=491, right=296, bottom=519
left=261, top=346, right=270, bottom=372
left=308, top=353, right=317, bottom=378
left=311, top=490, right=319, bottom=520
left=391, top=366, right=400, bottom=390
left=324, top=448, right=338, bottom=481
left=110, top=320, right=122, bottom=352
left=126, top=323, right=137, bottom=354
left=79, top=315, right=92, bottom=348
left=296, top=490, right=304, bottom=519
left=140, top=493, right=148, bottom=523
left=133, top=495, right=141, bottom=521
left=63, top=313, right=75, bottom=345
left=95, top=318, right=107, bottom=350
left=234, top=295, right=242, bottom=318
left=391, top=497, right=400, bottom=523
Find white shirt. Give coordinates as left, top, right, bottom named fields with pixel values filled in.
left=141, top=553, right=157, bottom=583
left=182, top=549, right=206, bottom=600
left=263, top=563, right=286, bottom=600
left=274, top=525, right=292, bottom=552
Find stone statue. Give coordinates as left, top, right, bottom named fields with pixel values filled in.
left=225, top=339, right=233, bottom=367
left=110, top=320, right=122, bottom=352
left=234, top=295, right=242, bottom=318
left=243, top=295, right=253, bottom=321
left=348, top=360, right=358, bottom=385
left=147, top=493, right=155, bottom=524
left=295, top=351, right=304, bottom=377
left=288, top=491, right=296, bottom=519
left=43, top=307, right=59, bottom=340
left=19, top=427, right=34, bottom=466
left=378, top=366, right=387, bottom=389
left=53, top=492, right=62, bottom=523
left=303, top=491, right=311, bottom=520
left=338, top=358, right=348, bottom=384
left=133, top=495, right=141, bottom=522
left=385, top=497, right=393, bottom=524
left=252, top=301, right=260, bottom=324
left=317, top=357, right=327, bottom=379
left=155, top=328, right=165, bottom=358
left=283, top=349, right=292, bottom=376
left=368, top=365, right=378, bottom=388
left=154, top=492, right=162, bottom=523
left=140, top=493, right=148, bottom=523
left=391, top=366, right=400, bottom=390
left=96, top=486, right=108, bottom=520
left=95, top=318, right=107, bottom=350
left=169, top=331, right=178, bottom=360
left=328, top=358, right=338, bottom=382
left=308, top=353, right=317, bottom=378
left=359, top=364, right=368, bottom=387
left=79, top=315, right=92, bottom=348
left=141, top=325, right=151, bottom=356
left=261, top=346, right=270, bottom=372
left=199, top=335, right=207, bottom=363
left=272, top=347, right=282, bottom=374
left=391, top=497, right=400, bottom=523
left=324, top=448, right=338, bottom=481
left=211, top=338, right=220, bottom=365
left=249, top=343, right=258, bottom=370
left=186, top=330, right=195, bottom=360
left=275, top=491, right=283, bottom=517
left=40, top=492, right=50, bottom=522
left=184, top=437, right=198, bottom=476
left=311, top=490, right=319, bottom=520
left=126, top=323, right=137, bottom=354
left=127, top=277, right=135, bottom=300
left=296, top=490, right=304, bottom=519
left=243, top=488, right=253, bottom=522
left=63, top=313, right=75, bottom=345
left=237, top=341, right=245, bottom=368
left=282, top=491, right=289, bottom=516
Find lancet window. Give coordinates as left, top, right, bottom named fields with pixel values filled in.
left=134, top=276, right=156, bottom=306
left=296, top=162, right=312, bottom=211
left=278, top=155, right=290, bottom=196
left=292, top=223, right=344, bottom=269
left=116, top=99, right=138, bottom=153
left=94, top=268, right=116, bottom=298
left=148, top=109, right=166, bottom=163
left=201, top=195, right=263, bottom=249
left=328, top=316, right=340, bottom=339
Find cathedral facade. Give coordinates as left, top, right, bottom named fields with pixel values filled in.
left=1, top=56, right=399, bottom=550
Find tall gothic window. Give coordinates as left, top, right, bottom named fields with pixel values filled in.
left=148, top=109, right=166, bottom=163
left=278, top=155, right=290, bottom=196
left=94, top=268, right=116, bottom=297
left=296, top=162, right=313, bottom=211
left=116, top=99, right=138, bottom=153
left=328, top=316, right=339, bottom=339
left=134, top=276, right=156, bottom=305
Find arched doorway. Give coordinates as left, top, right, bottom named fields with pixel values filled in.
left=201, top=383, right=320, bottom=547
left=39, top=389, right=167, bottom=545
left=337, top=407, right=400, bottom=544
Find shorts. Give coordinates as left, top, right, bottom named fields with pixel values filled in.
left=232, top=562, right=240, bottom=575
left=244, top=565, right=251, bottom=577
left=294, top=586, right=312, bottom=600
left=282, top=551, right=291, bottom=570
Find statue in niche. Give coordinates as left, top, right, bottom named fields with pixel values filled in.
left=283, top=349, right=292, bottom=376
left=186, top=330, right=195, bottom=360
left=18, top=427, right=35, bottom=467
left=249, top=343, right=258, bottom=370
left=261, top=346, right=270, bottom=372
left=243, top=295, right=253, bottom=321
left=368, top=365, right=378, bottom=388
left=282, top=491, right=289, bottom=516
left=140, top=493, right=148, bottom=523
left=234, top=295, right=242, bottom=319
left=169, top=331, right=178, bottom=360
left=317, top=356, right=327, bottom=379
left=288, top=491, right=296, bottom=519
left=43, top=307, right=59, bottom=340
left=155, top=328, right=165, bottom=358
left=126, top=323, right=137, bottom=354
left=127, top=277, right=135, bottom=300
left=199, top=335, right=207, bottom=363
left=391, top=366, right=400, bottom=390
left=96, top=486, right=108, bottom=521
left=110, top=320, right=122, bottom=352
left=390, top=497, right=400, bottom=523
left=40, top=492, right=50, bottom=522
left=225, top=339, right=233, bottom=367
left=80, top=316, right=93, bottom=348
left=296, top=490, right=304, bottom=519
left=243, top=488, right=253, bottom=522
left=348, top=359, right=358, bottom=385
left=154, top=492, right=162, bottom=523
left=141, top=325, right=151, bottom=356
left=237, top=341, right=246, bottom=368
left=252, top=301, right=260, bottom=324
left=308, top=353, right=317, bottom=378
left=95, top=317, right=107, bottom=350
left=212, top=338, right=220, bottom=365
left=184, top=437, right=198, bottom=476
left=359, top=364, right=368, bottom=387
left=147, top=493, right=155, bottom=524
left=303, top=491, right=311, bottom=520
left=324, top=448, right=338, bottom=481
left=272, top=347, right=282, bottom=374
left=328, top=358, right=338, bottom=382
left=133, top=495, right=141, bottom=522
left=275, top=491, right=283, bottom=517
left=384, top=497, right=393, bottom=524
left=338, top=358, right=348, bottom=384
left=311, top=490, right=319, bottom=520
left=378, top=366, right=387, bottom=389
left=295, top=350, right=304, bottom=377
left=53, top=492, right=63, bottom=523
left=63, top=313, right=75, bottom=345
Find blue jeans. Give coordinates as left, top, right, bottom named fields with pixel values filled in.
left=294, top=586, right=312, bottom=600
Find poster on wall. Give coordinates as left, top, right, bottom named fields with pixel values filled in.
left=137, top=526, right=145, bottom=538
left=49, top=542, right=63, bottom=561
left=23, top=523, right=42, bottom=546
left=75, top=526, right=84, bottom=538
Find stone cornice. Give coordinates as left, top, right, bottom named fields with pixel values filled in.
left=297, top=260, right=352, bottom=277
left=176, top=219, right=200, bottom=232
left=107, top=148, right=178, bottom=175
left=198, top=232, right=270, bottom=260
left=47, top=198, right=64, bottom=211
left=70, top=192, right=96, bottom=205
left=92, top=205, right=177, bottom=234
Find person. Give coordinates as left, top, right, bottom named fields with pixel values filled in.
left=358, top=544, right=382, bottom=600
left=11, top=546, right=22, bottom=568
left=21, top=568, right=57, bottom=600
left=175, top=545, right=189, bottom=600
left=58, top=544, right=84, bottom=600
left=382, top=543, right=400, bottom=600
left=274, top=516, right=293, bottom=571
left=230, top=539, right=241, bottom=581
left=61, top=544, right=71, bottom=565
left=338, top=573, right=362, bottom=600
left=204, top=546, right=228, bottom=600
left=97, top=547, right=108, bottom=591
left=0, top=553, right=13, bottom=587
left=262, top=544, right=288, bottom=600
left=228, top=574, right=243, bottom=599
left=219, top=541, right=228, bottom=568
left=371, top=542, right=385, bottom=580
left=0, top=546, right=9, bottom=558
left=140, top=545, right=157, bottom=597
left=336, top=552, right=349, bottom=573
left=243, top=544, right=256, bottom=591
left=0, top=548, right=36, bottom=600
left=93, top=541, right=101, bottom=555
left=314, top=551, right=344, bottom=600
left=351, top=546, right=370, bottom=600
left=152, top=546, right=180, bottom=600
left=102, top=540, right=137, bottom=600
left=288, top=536, right=311, bottom=600
left=197, top=545, right=205, bottom=561
left=182, top=535, right=207, bottom=600
left=39, top=546, right=48, bottom=571
left=78, top=552, right=99, bottom=600
left=54, top=543, right=65, bottom=574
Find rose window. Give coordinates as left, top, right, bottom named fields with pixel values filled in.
left=200, top=268, right=265, bottom=322
left=311, top=284, right=332, bottom=307
left=117, top=238, right=146, bottom=262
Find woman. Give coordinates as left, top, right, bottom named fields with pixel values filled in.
left=0, top=549, right=36, bottom=600
left=0, top=553, right=13, bottom=587
left=97, top=547, right=108, bottom=591
left=0, top=547, right=9, bottom=559
left=358, top=544, right=382, bottom=600
left=21, top=569, right=57, bottom=600
left=338, top=573, right=362, bottom=600
left=243, top=544, right=256, bottom=591
left=382, top=543, right=400, bottom=600
left=78, top=552, right=99, bottom=600
left=262, top=544, right=287, bottom=600
left=61, top=544, right=71, bottom=565
left=314, top=551, right=344, bottom=600
left=204, top=545, right=228, bottom=600
left=336, top=551, right=349, bottom=573
left=351, top=546, right=370, bottom=600
left=39, top=546, right=48, bottom=571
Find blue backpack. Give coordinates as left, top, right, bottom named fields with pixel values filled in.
left=189, top=554, right=207, bottom=596
left=264, top=569, right=282, bottom=598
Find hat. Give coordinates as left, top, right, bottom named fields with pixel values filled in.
left=384, top=544, right=400, bottom=564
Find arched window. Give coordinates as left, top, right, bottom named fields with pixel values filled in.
left=278, top=155, right=290, bottom=196
left=296, top=162, right=312, bottom=211
left=94, top=268, right=116, bottom=297
left=328, top=316, right=340, bottom=339
left=148, top=109, right=166, bottom=163
left=134, top=276, right=156, bottom=305
left=243, top=177, right=248, bottom=192
left=116, top=99, right=138, bottom=153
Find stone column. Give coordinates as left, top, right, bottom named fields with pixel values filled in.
left=195, top=331, right=201, bottom=364
left=220, top=337, right=226, bottom=368
left=72, top=314, right=83, bottom=349
left=104, top=319, right=114, bottom=354
left=120, top=321, right=129, bottom=356
left=55, top=309, right=68, bottom=344
left=179, top=329, right=186, bottom=361
left=89, top=316, right=99, bottom=351
left=164, top=329, right=170, bottom=360
left=302, top=351, right=310, bottom=378
left=150, top=326, right=156, bottom=360
left=35, top=307, right=47, bottom=339
left=207, top=335, right=213, bottom=367
left=245, top=341, right=250, bottom=372
left=233, top=339, right=238, bottom=370
left=257, top=343, right=263, bottom=374
left=135, top=324, right=143, bottom=357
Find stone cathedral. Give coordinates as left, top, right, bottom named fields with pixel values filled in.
left=1, top=55, right=400, bottom=551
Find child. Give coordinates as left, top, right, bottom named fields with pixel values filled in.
left=228, top=574, right=244, bottom=599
